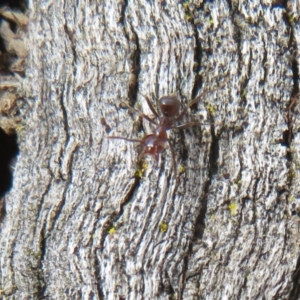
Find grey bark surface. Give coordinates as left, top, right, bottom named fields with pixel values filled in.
left=1, top=0, right=300, bottom=299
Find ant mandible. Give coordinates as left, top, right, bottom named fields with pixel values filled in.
left=108, top=79, right=229, bottom=177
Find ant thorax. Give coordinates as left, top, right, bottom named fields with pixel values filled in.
left=154, top=122, right=170, bottom=139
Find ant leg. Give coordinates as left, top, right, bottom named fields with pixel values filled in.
left=132, top=108, right=158, bottom=125
left=140, top=94, right=160, bottom=118
left=167, top=139, right=177, bottom=178
left=124, top=103, right=158, bottom=125
left=107, top=136, right=141, bottom=143
left=176, top=77, right=229, bottom=122
left=173, top=121, right=221, bottom=130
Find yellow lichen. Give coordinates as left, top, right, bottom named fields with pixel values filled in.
left=288, top=14, right=295, bottom=24
left=229, top=202, right=238, bottom=216
left=15, top=124, right=24, bottom=133
left=182, top=2, right=189, bottom=9
left=287, top=169, right=298, bottom=181
left=206, top=104, right=216, bottom=116
left=185, top=13, right=193, bottom=21
left=182, top=1, right=193, bottom=22
left=159, top=222, right=168, bottom=233
left=178, top=165, right=185, bottom=174
left=135, top=161, right=148, bottom=179
left=289, top=196, right=295, bottom=202
left=108, top=227, right=116, bottom=235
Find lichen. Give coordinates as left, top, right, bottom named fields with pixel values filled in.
left=229, top=202, right=238, bottom=216
left=135, top=161, right=148, bottom=179
left=159, top=222, right=168, bottom=233
left=108, top=227, right=117, bottom=235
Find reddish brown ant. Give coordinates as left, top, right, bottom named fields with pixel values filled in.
left=108, top=79, right=228, bottom=176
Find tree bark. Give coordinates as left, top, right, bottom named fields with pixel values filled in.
left=1, top=0, right=300, bottom=299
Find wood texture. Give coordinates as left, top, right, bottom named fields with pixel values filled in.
left=1, top=0, right=300, bottom=299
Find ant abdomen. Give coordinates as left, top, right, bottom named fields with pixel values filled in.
left=140, top=135, right=167, bottom=162
left=159, top=96, right=181, bottom=118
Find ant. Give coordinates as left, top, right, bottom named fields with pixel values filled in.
left=108, top=78, right=229, bottom=177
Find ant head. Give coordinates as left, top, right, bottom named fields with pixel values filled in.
left=140, top=135, right=167, bottom=161
left=159, top=96, right=180, bottom=118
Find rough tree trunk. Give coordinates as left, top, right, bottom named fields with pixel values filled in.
left=1, top=0, right=300, bottom=299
